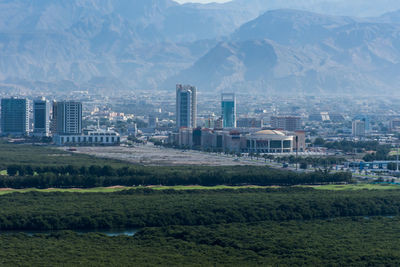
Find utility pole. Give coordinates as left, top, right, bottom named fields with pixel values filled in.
left=397, top=142, right=399, bottom=172
left=296, top=135, right=299, bottom=171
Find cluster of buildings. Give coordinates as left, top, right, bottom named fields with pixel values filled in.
left=171, top=84, right=305, bottom=154
left=0, top=97, right=120, bottom=146
left=3, top=84, right=397, bottom=153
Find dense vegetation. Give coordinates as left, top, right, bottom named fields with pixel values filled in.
left=273, top=155, right=346, bottom=168
left=1, top=164, right=352, bottom=188
left=315, top=139, right=393, bottom=161
left=0, top=188, right=399, bottom=231
left=1, top=217, right=400, bottom=266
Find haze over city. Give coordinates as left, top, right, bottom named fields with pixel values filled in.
left=1, top=0, right=400, bottom=266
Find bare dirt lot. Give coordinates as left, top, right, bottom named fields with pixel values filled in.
left=65, top=144, right=263, bottom=166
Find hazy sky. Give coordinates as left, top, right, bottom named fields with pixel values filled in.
left=175, top=0, right=231, bottom=3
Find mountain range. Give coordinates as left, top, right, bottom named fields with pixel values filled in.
left=1, top=0, right=400, bottom=94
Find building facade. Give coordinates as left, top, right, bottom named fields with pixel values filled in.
left=33, top=98, right=50, bottom=136
left=271, top=116, right=302, bottom=131
left=176, top=84, right=197, bottom=129
left=1, top=98, right=29, bottom=135
left=354, top=115, right=370, bottom=132
left=55, top=101, right=82, bottom=135
left=352, top=120, right=366, bottom=137
left=221, top=93, right=236, bottom=128
left=237, top=118, right=263, bottom=128
left=391, top=118, right=400, bottom=131
left=54, top=129, right=120, bottom=146
left=247, top=130, right=295, bottom=153
left=309, top=112, right=330, bottom=122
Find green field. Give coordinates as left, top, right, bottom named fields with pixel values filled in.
left=0, top=183, right=398, bottom=195
left=0, top=185, right=274, bottom=195
left=0, top=142, right=130, bottom=169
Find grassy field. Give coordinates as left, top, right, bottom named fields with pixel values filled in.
left=0, top=184, right=398, bottom=195
left=0, top=185, right=273, bottom=195
left=0, top=142, right=131, bottom=169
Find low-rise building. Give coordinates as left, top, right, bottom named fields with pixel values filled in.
left=171, top=128, right=306, bottom=154
left=54, top=129, right=120, bottom=146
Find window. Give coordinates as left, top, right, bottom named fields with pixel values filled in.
left=270, top=140, right=281, bottom=149
left=283, top=140, right=291, bottom=149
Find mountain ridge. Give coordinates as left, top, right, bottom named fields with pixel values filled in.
left=1, top=1, right=400, bottom=94
left=170, top=9, right=400, bottom=94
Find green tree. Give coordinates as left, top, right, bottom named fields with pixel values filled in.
left=314, top=137, right=325, bottom=146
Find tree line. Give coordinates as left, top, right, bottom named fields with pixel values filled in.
left=2, top=164, right=352, bottom=188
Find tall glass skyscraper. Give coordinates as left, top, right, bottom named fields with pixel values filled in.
left=221, top=93, right=236, bottom=128
left=176, top=84, right=197, bottom=129
left=1, top=98, right=29, bottom=135
left=33, top=98, right=50, bottom=136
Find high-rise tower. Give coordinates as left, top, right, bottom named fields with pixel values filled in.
left=221, top=93, right=236, bottom=128
left=1, top=98, right=29, bottom=135
left=33, top=98, right=50, bottom=136
left=55, top=101, right=82, bottom=135
left=176, top=84, right=197, bottom=129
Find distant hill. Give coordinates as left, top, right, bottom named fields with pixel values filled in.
left=224, top=0, right=400, bottom=17
left=0, top=0, right=253, bottom=92
left=1, top=1, right=400, bottom=94
left=170, top=9, right=400, bottom=94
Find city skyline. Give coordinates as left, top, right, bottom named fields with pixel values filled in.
left=1, top=1, right=400, bottom=266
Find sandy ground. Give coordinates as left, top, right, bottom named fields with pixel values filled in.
left=64, top=144, right=264, bottom=166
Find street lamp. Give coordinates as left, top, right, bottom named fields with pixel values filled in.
left=296, top=135, right=299, bottom=171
